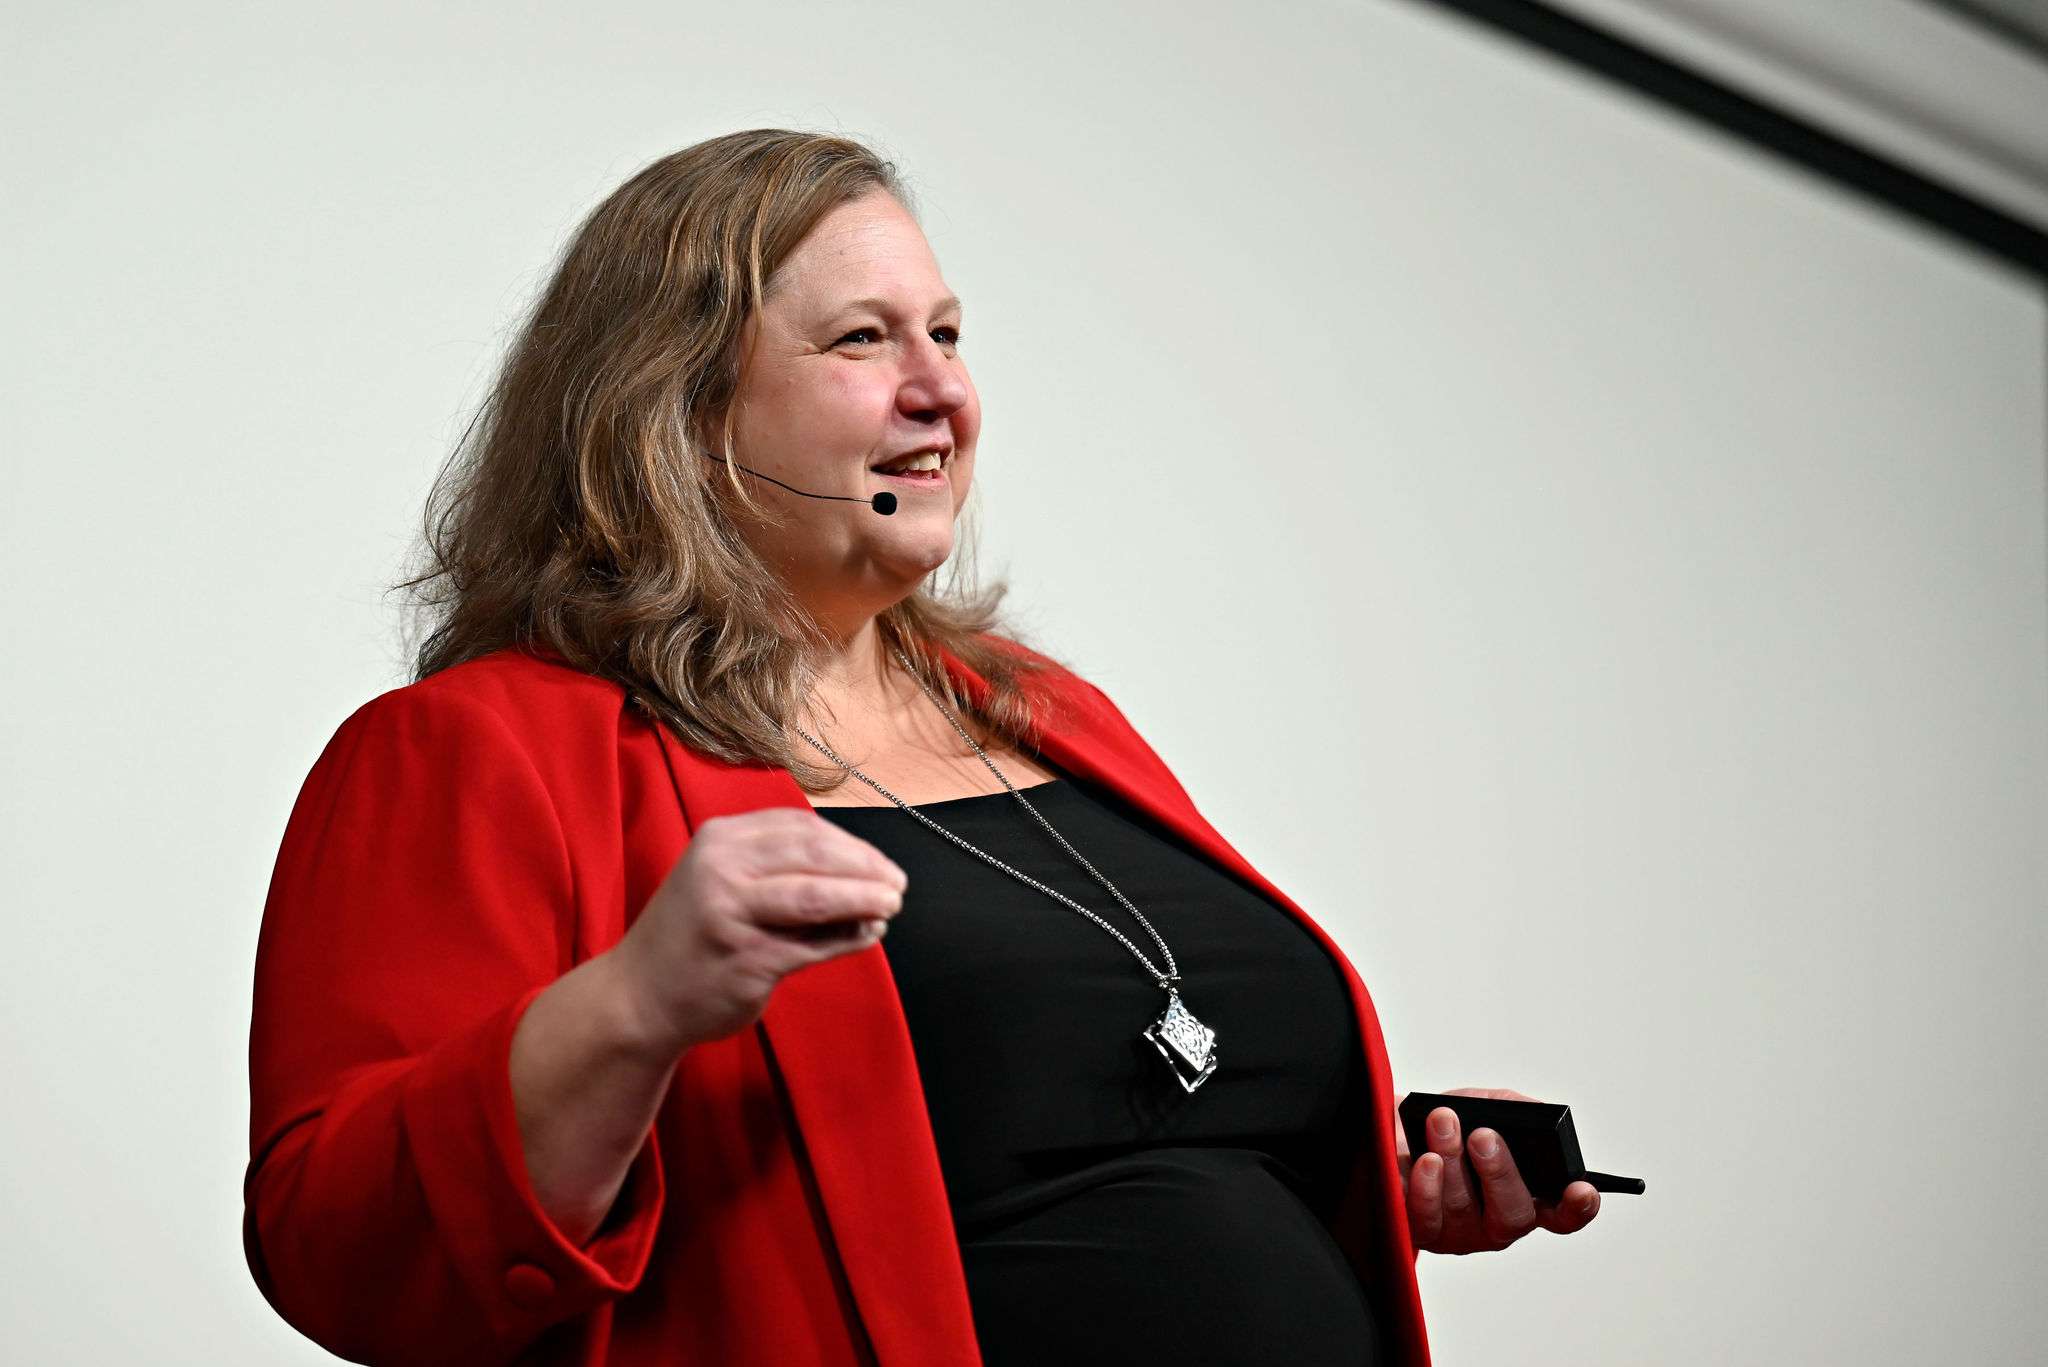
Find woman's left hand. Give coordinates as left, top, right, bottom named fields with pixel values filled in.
left=1395, top=1087, right=1601, bottom=1255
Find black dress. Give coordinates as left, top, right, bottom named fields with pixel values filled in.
left=813, top=766, right=1384, bottom=1367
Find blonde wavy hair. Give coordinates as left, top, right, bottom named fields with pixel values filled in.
left=394, top=128, right=1071, bottom=794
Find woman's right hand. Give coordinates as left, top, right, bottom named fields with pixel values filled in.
left=609, top=807, right=909, bottom=1055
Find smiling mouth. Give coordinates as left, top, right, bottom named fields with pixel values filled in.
left=868, top=451, right=951, bottom=485
left=870, top=466, right=947, bottom=484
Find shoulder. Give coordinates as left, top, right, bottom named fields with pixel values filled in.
left=343, top=643, right=622, bottom=740
left=314, top=645, right=630, bottom=809
left=964, top=630, right=1105, bottom=706
left=963, top=634, right=1199, bottom=803
left=962, top=631, right=1159, bottom=757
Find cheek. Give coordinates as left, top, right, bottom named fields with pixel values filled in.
left=761, top=368, right=883, bottom=445
left=821, top=368, right=893, bottom=423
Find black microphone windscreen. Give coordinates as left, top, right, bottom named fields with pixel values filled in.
left=872, top=492, right=897, bottom=516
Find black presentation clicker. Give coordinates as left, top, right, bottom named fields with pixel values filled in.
left=1398, top=1092, right=1646, bottom=1204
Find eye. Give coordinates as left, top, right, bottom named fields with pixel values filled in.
left=832, top=326, right=964, bottom=349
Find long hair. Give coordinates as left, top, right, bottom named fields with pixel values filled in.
left=393, top=128, right=1071, bottom=794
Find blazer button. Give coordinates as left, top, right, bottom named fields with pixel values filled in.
left=503, top=1262, right=557, bottom=1308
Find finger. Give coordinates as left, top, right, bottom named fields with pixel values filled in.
left=1537, top=1180, right=1601, bottom=1235
left=743, top=815, right=910, bottom=888
left=1407, top=1152, right=1444, bottom=1250
left=761, top=914, right=890, bottom=974
left=1425, top=1107, right=1476, bottom=1225
left=748, top=872, right=905, bottom=928
left=1466, top=1128, right=1538, bottom=1248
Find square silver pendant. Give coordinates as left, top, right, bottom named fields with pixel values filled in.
left=1143, top=991, right=1218, bottom=1092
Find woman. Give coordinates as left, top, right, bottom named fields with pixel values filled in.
left=245, top=129, right=1601, bottom=1367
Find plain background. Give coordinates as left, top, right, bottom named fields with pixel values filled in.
left=5, top=1, right=2044, bottom=1363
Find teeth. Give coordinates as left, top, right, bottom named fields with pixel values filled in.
left=879, top=451, right=944, bottom=474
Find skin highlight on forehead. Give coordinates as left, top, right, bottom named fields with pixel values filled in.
left=764, top=195, right=958, bottom=333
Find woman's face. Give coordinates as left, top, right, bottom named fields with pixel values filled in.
left=723, top=189, right=978, bottom=634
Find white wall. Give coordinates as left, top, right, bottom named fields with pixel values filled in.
left=5, top=1, right=2042, bottom=1363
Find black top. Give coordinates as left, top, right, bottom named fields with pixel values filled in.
left=814, top=768, right=1383, bottom=1366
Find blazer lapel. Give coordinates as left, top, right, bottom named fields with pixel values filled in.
left=647, top=723, right=979, bottom=1365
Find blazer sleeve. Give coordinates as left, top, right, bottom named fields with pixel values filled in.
left=244, top=687, right=665, bottom=1366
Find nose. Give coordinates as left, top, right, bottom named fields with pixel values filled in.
left=896, top=331, right=971, bottom=425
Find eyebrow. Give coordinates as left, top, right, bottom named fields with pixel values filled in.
left=834, top=294, right=964, bottom=319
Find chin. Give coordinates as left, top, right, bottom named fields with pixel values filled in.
left=882, top=530, right=954, bottom=579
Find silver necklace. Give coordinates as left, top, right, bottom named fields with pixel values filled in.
left=793, top=647, right=1219, bottom=1093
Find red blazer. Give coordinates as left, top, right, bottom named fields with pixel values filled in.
left=245, top=638, right=1432, bottom=1366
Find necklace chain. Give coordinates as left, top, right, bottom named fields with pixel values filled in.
left=793, top=646, right=1181, bottom=990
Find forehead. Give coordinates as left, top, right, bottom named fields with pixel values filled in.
left=769, top=194, right=952, bottom=313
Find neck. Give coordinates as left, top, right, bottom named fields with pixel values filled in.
left=809, top=613, right=894, bottom=700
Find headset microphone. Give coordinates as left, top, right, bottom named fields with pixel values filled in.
left=699, top=452, right=898, bottom=515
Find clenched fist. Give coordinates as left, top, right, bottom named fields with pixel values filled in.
left=611, top=807, right=910, bottom=1052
